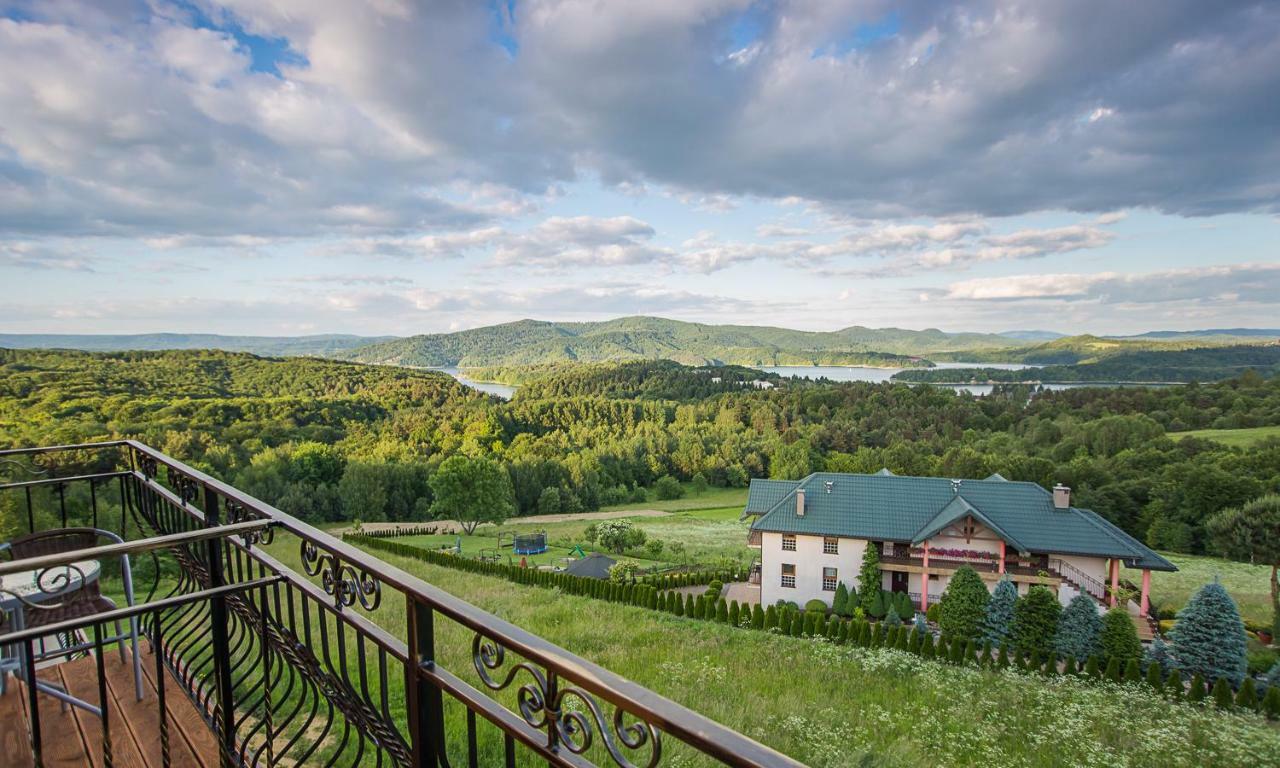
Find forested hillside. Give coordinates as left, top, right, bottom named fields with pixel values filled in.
left=2, top=349, right=1277, bottom=560
left=895, top=345, right=1280, bottom=383
left=938, top=334, right=1254, bottom=365
left=0, top=333, right=390, bottom=356
left=342, top=316, right=1011, bottom=367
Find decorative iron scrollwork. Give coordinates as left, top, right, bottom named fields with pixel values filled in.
left=168, top=468, right=200, bottom=505
left=137, top=453, right=158, bottom=480
left=225, top=498, right=274, bottom=547
left=300, top=541, right=381, bottom=612
left=0, top=563, right=92, bottom=611
left=472, top=635, right=661, bottom=768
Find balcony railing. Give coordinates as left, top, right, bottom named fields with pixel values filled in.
left=0, top=441, right=801, bottom=768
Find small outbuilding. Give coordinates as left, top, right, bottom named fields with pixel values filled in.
left=564, top=553, right=616, bottom=580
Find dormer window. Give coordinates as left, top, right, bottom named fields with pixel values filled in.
left=782, top=534, right=796, bottom=551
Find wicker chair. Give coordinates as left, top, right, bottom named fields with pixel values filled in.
left=0, top=528, right=144, bottom=702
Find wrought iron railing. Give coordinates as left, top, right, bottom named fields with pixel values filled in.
left=0, top=441, right=802, bottom=767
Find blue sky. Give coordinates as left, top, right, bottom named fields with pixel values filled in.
left=1, top=1, right=1278, bottom=336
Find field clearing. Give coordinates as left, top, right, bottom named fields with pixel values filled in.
left=1149, top=552, right=1275, bottom=628
left=1169, top=425, right=1280, bottom=448
left=599, top=484, right=749, bottom=513
left=307, top=537, right=1280, bottom=768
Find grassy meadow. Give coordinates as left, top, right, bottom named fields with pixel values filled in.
left=1150, top=553, right=1275, bottom=629
left=264, top=536, right=1280, bottom=768
left=1169, top=425, right=1280, bottom=448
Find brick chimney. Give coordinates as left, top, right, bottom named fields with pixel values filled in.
left=796, top=487, right=806, bottom=516
left=1053, top=484, right=1071, bottom=510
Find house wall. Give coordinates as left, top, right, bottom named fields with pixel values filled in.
left=759, top=532, right=867, bottom=607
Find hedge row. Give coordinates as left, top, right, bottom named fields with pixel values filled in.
left=352, top=525, right=444, bottom=539
left=346, top=535, right=1278, bottom=719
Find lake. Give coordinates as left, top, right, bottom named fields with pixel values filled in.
left=433, top=367, right=517, bottom=399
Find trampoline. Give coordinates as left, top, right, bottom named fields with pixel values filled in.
left=513, top=531, right=548, bottom=555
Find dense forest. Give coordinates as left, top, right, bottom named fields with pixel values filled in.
left=1, top=349, right=1277, bottom=559
left=896, top=345, right=1280, bottom=383
left=0, top=332, right=390, bottom=355
left=341, top=316, right=1011, bottom=367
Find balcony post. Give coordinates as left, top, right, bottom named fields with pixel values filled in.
left=1109, top=559, right=1120, bottom=608
left=406, top=595, right=446, bottom=768
left=920, top=541, right=929, bottom=610
left=998, top=541, right=1006, bottom=575
left=1140, top=569, right=1151, bottom=616
left=203, top=483, right=237, bottom=768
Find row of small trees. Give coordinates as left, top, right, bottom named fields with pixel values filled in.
left=934, top=564, right=1253, bottom=690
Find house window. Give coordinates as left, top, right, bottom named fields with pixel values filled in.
left=823, top=536, right=839, bottom=555
left=781, top=564, right=796, bottom=588
left=781, top=535, right=796, bottom=551
left=822, top=567, right=837, bottom=591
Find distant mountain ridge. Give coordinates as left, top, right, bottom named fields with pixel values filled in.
left=339, top=316, right=1017, bottom=368
left=1114, top=328, right=1280, bottom=340
left=0, top=333, right=392, bottom=357
left=997, top=330, right=1067, bottom=341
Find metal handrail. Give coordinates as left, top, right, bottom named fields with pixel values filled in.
left=2, top=440, right=805, bottom=768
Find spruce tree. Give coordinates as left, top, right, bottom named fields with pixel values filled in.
left=981, top=578, right=1018, bottom=648
left=1235, top=678, right=1258, bottom=710
left=832, top=582, right=849, bottom=617
left=1212, top=677, right=1234, bottom=708
left=1171, top=581, right=1249, bottom=687
left=938, top=566, right=991, bottom=640
left=886, top=609, right=902, bottom=628
left=1145, top=661, right=1164, bottom=691
left=858, top=544, right=882, bottom=612
left=1100, top=608, right=1142, bottom=665
left=913, top=612, right=928, bottom=636
left=1011, top=585, right=1061, bottom=657
left=1144, top=637, right=1172, bottom=673
left=1055, top=594, right=1103, bottom=661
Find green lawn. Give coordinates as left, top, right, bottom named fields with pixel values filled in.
left=1150, top=552, right=1275, bottom=629
left=600, top=484, right=748, bottom=513
left=391, top=530, right=666, bottom=569
left=1169, top=425, right=1280, bottom=448
left=311, top=538, right=1280, bottom=768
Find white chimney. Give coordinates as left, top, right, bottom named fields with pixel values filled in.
left=796, top=488, right=806, bottom=516
left=1053, top=484, right=1071, bottom=510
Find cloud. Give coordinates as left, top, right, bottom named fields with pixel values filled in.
left=0, top=241, right=94, bottom=271
left=941, top=263, right=1280, bottom=304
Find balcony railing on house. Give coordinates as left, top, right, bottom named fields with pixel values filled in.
left=0, top=441, right=802, bottom=768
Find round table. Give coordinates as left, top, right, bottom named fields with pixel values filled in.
left=0, top=561, right=101, bottom=694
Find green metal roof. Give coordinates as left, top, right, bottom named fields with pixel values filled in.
left=747, top=472, right=1176, bottom=571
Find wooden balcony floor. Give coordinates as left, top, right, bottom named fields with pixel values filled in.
left=0, top=648, right=217, bottom=768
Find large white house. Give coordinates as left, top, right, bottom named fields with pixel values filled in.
left=743, top=471, right=1175, bottom=635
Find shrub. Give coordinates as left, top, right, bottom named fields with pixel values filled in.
left=752, top=603, right=765, bottom=629
left=805, top=598, right=828, bottom=614
left=1166, top=670, right=1184, bottom=701
left=673, top=593, right=685, bottom=616
left=1171, top=581, right=1249, bottom=687
left=937, top=566, right=990, bottom=640
left=896, top=627, right=910, bottom=652
left=1123, top=658, right=1143, bottom=684
left=920, top=633, right=936, bottom=659
left=729, top=600, right=741, bottom=626
left=1212, top=678, right=1234, bottom=709
left=1062, top=654, right=1077, bottom=675
left=1188, top=674, right=1207, bottom=703
left=716, top=599, right=729, bottom=623
left=1084, top=655, right=1100, bottom=678
left=1100, top=608, right=1142, bottom=665
left=1236, top=677, right=1258, bottom=710
left=981, top=578, right=1018, bottom=648
left=1145, top=661, right=1164, bottom=691
left=1263, top=685, right=1280, bottom=720
left=1011, top=585, right=1061, bottom=657
left=1144, top=637, right=1173, bottom=674
left=685, top=594, right=695, bottom=618
left=608, top=561, right=640, bottom=584
left=653, top=475, right=684, bottom=500
left=926, top=603, right=941, bottom=623
left=1055, top=595, right=1103, bottom=661
left=694, top=595, right=706, bottom=620
left=858, top=545, right=881, bottom=612
left=894, top=591, right=914, bottom=621
left=1105, top=656, right=1122, bottom=683
left=832, top=582, right=850, bottom=617
left=885, top=610, right=902, bottom=628
left=598, top=520, right=647, bottom=554
left=706, top=579, right=724, bottom=599
left=962, top=639, right=977, bottom=666
left=764, top=604, right=777, bottom=630
left=790, top=617, right=803, bottom=637
left=867, top=589, right=887, bottom=620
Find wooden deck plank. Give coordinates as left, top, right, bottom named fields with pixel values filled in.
left=26, top=664, right=93, bottom=768
left=0, top=682, right=35, bottom=768
left=104, top=646, right=209, bottom=768
left=57, top=649, right=150, bottom=768
left=139, top=648, right=220, bottom=768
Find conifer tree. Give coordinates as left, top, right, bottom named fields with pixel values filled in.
left=921, top=633, right=936, bottom=659
left=790, top=616, right=803, bottom=637
left=656, top=591, right=666, bottom=612
left=764, top=604, right=777, bottom=630
left=1011, top=585, right=1061, bottom=657
left=674, top=593, right=685, bottom=616
left=1100, top=608, right=1142, bottom=665
left=1262, top=685, right=1280, bottom=720
left=1103, top=656, right=1120, bottom=682
left=1123, top=658, right=1143, bottom=684
left=981, top=578, right=1018, bottom=648
left=1212, top=677, right=1234, bottom=708
left=1025, top=649, right=1040, bottom=672
left=936, top=634, right=950, bottom=659
left=694, top=595, right=706, bottom=620
left=1166, top=670, right=1184, bottom=701
left=1171, top=581, right=1249, bottom=687
left=1235, top=678, right=1258, bottom=710
left=1055, top=594, right=1103, bottom=661
left=996, top=644, right=1009, bottom=668
left=867, top=589, right=887, bottom=620
left=729, top=600, right=740, bottom=626
left=859, top=621, right=872, bottom=647
left=895, top=592, right=914, bottom=621
left=832, top=582, right=850, bottom=617
left=719, top=598, right=731, bottom=623
left=1062, top=654, right=1077, bottom=675
left=962, top=639, right=977, bottom=666
left=1084, top=654, right=1100, bottom=678
left=913, top=612, right=928, bottom=636
left=837, top=621, right=849, bottom=644
left=938, top=566, right=990, bottom=640
left=1144, top=637, right=1172, bottom=673
left=752, top=603, right=765, bottom=629
left=1145, top=661, right=1164, bottom=691
left=1188, top=674, right=1207, bottom=702
left=685, top=594, right=695, bottom=618
left=859, top=545, right=882, bottom=612
left=979, top=640, right=992, bottom=666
